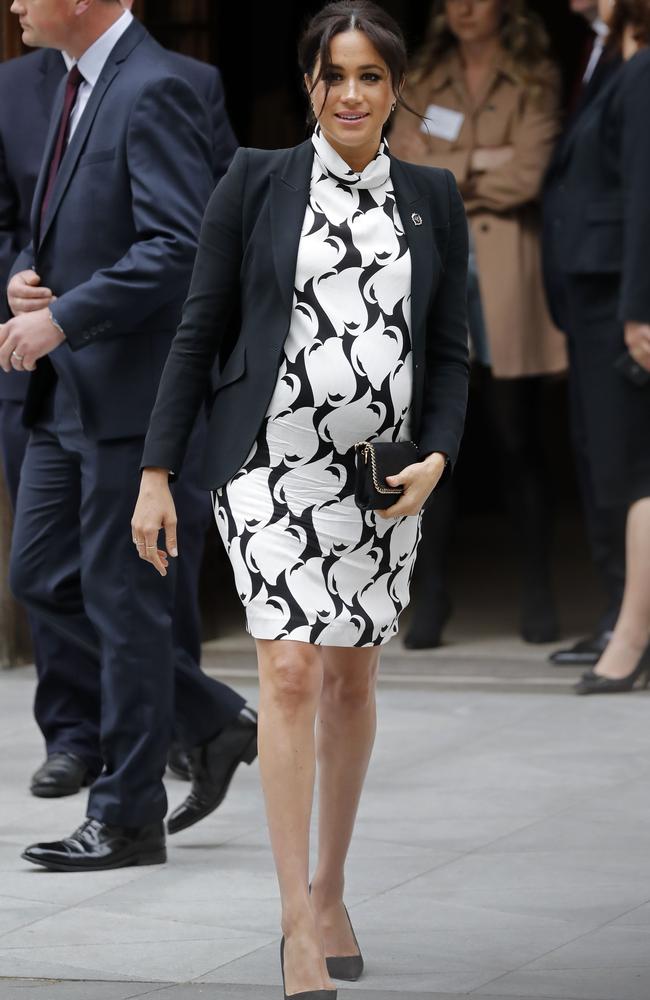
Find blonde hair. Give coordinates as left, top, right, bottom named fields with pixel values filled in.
left=411, top=0, right=552, bottom=94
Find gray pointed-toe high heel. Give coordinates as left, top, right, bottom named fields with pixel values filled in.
left=280, top=937, right=337, bottom=999
left=325, top=905, right=364, bottom=982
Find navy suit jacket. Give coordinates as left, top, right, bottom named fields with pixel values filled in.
left=541, top=50, right=621, bottom=330
left=142, top=141, right=470, bottom=489
left=0, top=37, right=237, bottom=402
left=546, top=50, right=650, bottom=324
left=7, top=21, right=222, bottom=438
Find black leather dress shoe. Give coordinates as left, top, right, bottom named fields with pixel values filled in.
left=167, top=708, right=258, bottom=835
left=30, top=753, right=93, bottom=798
left=549, top=631, right=612, bottom=666
left=167, top=742, right=192, bottom=781
left=21, top=817, right=166, bottom=872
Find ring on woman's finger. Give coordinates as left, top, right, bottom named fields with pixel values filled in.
left=11, top=351, right=24, bottom=362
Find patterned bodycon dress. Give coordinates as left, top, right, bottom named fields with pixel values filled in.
left=213, top=128, right=421, bottom=646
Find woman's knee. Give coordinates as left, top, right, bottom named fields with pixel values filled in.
left=322, top=660, right=378, bottom=711
left=259, top=642, right=323, bottom=712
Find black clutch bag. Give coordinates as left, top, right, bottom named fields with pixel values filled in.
left=354, top=440, right=419, bottom=511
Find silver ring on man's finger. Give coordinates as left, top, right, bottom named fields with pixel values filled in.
left=11, top=351, right=24, bottom=362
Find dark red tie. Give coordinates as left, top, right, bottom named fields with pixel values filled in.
left=40, top=65, right=84, bottom=231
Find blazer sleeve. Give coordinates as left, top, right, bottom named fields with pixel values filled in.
left=209, top=67, right=239, bottom=184
left=48, top=77, right=214, bottom=349
left=620, top=53, right=650, bottom=323
left=464, top=67, right=562, bottom=213
left=141, top=147, right=248, bottom=476
left=418, top=170, right=470, bottom=465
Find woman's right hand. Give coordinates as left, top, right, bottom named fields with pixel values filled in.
left=131, top=468, right=178, bottom=577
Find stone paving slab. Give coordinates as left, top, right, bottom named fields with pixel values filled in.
left=1, top=668, right=650, bottom=1000
left=0, top=986, right=593, bottom=1000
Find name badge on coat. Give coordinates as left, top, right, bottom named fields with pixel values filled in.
left=420, top=104, right=465, bottom=142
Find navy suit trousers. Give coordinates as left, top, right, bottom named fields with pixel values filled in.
left=0, top=398, right=102, bottom=771
left=9, top=386, right=243, bottom=826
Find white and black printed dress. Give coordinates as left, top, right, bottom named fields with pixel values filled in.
left=213, top=128, right=421, bottom=646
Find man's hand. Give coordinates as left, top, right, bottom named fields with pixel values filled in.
left=131, top=468, right=178, bottom=577
left=625, top=321, right=650, bottom=372
left=7, top=270, right=55, bottom=316
left=0, top=309, right=65, bottom=372
left=376, top=452, right=448, bottom=520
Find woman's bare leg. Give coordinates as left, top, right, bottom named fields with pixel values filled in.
left=595, top=497, right=650, bottom=679
left=311, top=646, right=380, bottom=958
left=255, top=638, right=334, bottom=994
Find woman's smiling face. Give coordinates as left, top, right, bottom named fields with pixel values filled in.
left=306, top=29, right=396, bottom=166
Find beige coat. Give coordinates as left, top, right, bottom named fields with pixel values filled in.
left=391, top=50, right=567, bottom=378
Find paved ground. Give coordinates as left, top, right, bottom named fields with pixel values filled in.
left=1, top=654, right=650, bottom=1000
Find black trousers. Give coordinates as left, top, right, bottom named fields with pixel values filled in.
left=550, top=268, right=627, bottom=631
left=0, top=398, right=102, bottom=771
left=9, top=387, right=243, bottom=826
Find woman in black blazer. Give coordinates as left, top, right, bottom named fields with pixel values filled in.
left=551, top=0, right=650, bottom=695
left=133, top=2, right=469, bottom=995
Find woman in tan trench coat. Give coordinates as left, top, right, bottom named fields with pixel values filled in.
left=391, top=0, right=567, bottom=646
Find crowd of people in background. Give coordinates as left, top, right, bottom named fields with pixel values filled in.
left=0, top=0, right=648, bottom=874
left=389, top=0, right=650, bottom=699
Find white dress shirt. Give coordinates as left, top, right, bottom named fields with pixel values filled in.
left=583, top=18, right=610, bottom=85
left=62, top=9, right=134, bottom=139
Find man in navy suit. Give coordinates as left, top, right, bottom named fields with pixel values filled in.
left=0, top=0, right=256, bottom=871
left=542, top=0, right=627, bottom=668
left=0, top=8, right=238, bottom=800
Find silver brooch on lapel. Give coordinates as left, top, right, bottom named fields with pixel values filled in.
left=411, top=213, right=423, bottom=226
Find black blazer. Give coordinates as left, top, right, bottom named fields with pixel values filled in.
left=142, top=139, right=470, bottom=490
left=543, top=49, right=650, bottom=324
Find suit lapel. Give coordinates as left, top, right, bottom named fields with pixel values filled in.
left=38, top=63, right=120, bottom=248
left=269, top=140, right=314, bottom=313
left=31, top=71, right=67, bottom=243
left=390, top=156, right=438, bottom=355
left=554, top=59, right=622, bottom=173
left=36, top=21, right=147, bottom=249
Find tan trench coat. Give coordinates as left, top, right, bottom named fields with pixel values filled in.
left=391, top=50, right=567, bottom=378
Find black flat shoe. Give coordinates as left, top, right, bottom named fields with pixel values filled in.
left=575, top=645, right=650, bottom=695
left=550, top=631, right=612, bottom=666
left=280, top=937, right=337, bottom=999
left=167, top=708, right=257, bottom=835
left=30, top=753, right=95, bottom=798
left=21, top=818, right=166, bottom=872
left=167, top=741, right=192, bottom=781
left=325, top=905, right=364, bottom=981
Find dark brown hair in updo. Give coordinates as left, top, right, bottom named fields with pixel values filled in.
left=298, top=0, right=421, bottom=127
left=608, top=0, right=650, bottom=50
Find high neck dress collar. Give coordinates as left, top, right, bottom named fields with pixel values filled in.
left=311, top=126, right=391, bottom=190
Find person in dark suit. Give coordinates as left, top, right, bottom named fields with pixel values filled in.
left=0, top=47, right=102, bottom=798
left=0, top=19, right=238, bottom=797
left=543, top=0, right=627, bottom=668
left=0, top=0, right=256, bottom=871
left=134, top=3, right=469, bottom=994
left=542, top=0, right=650, bottom=694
